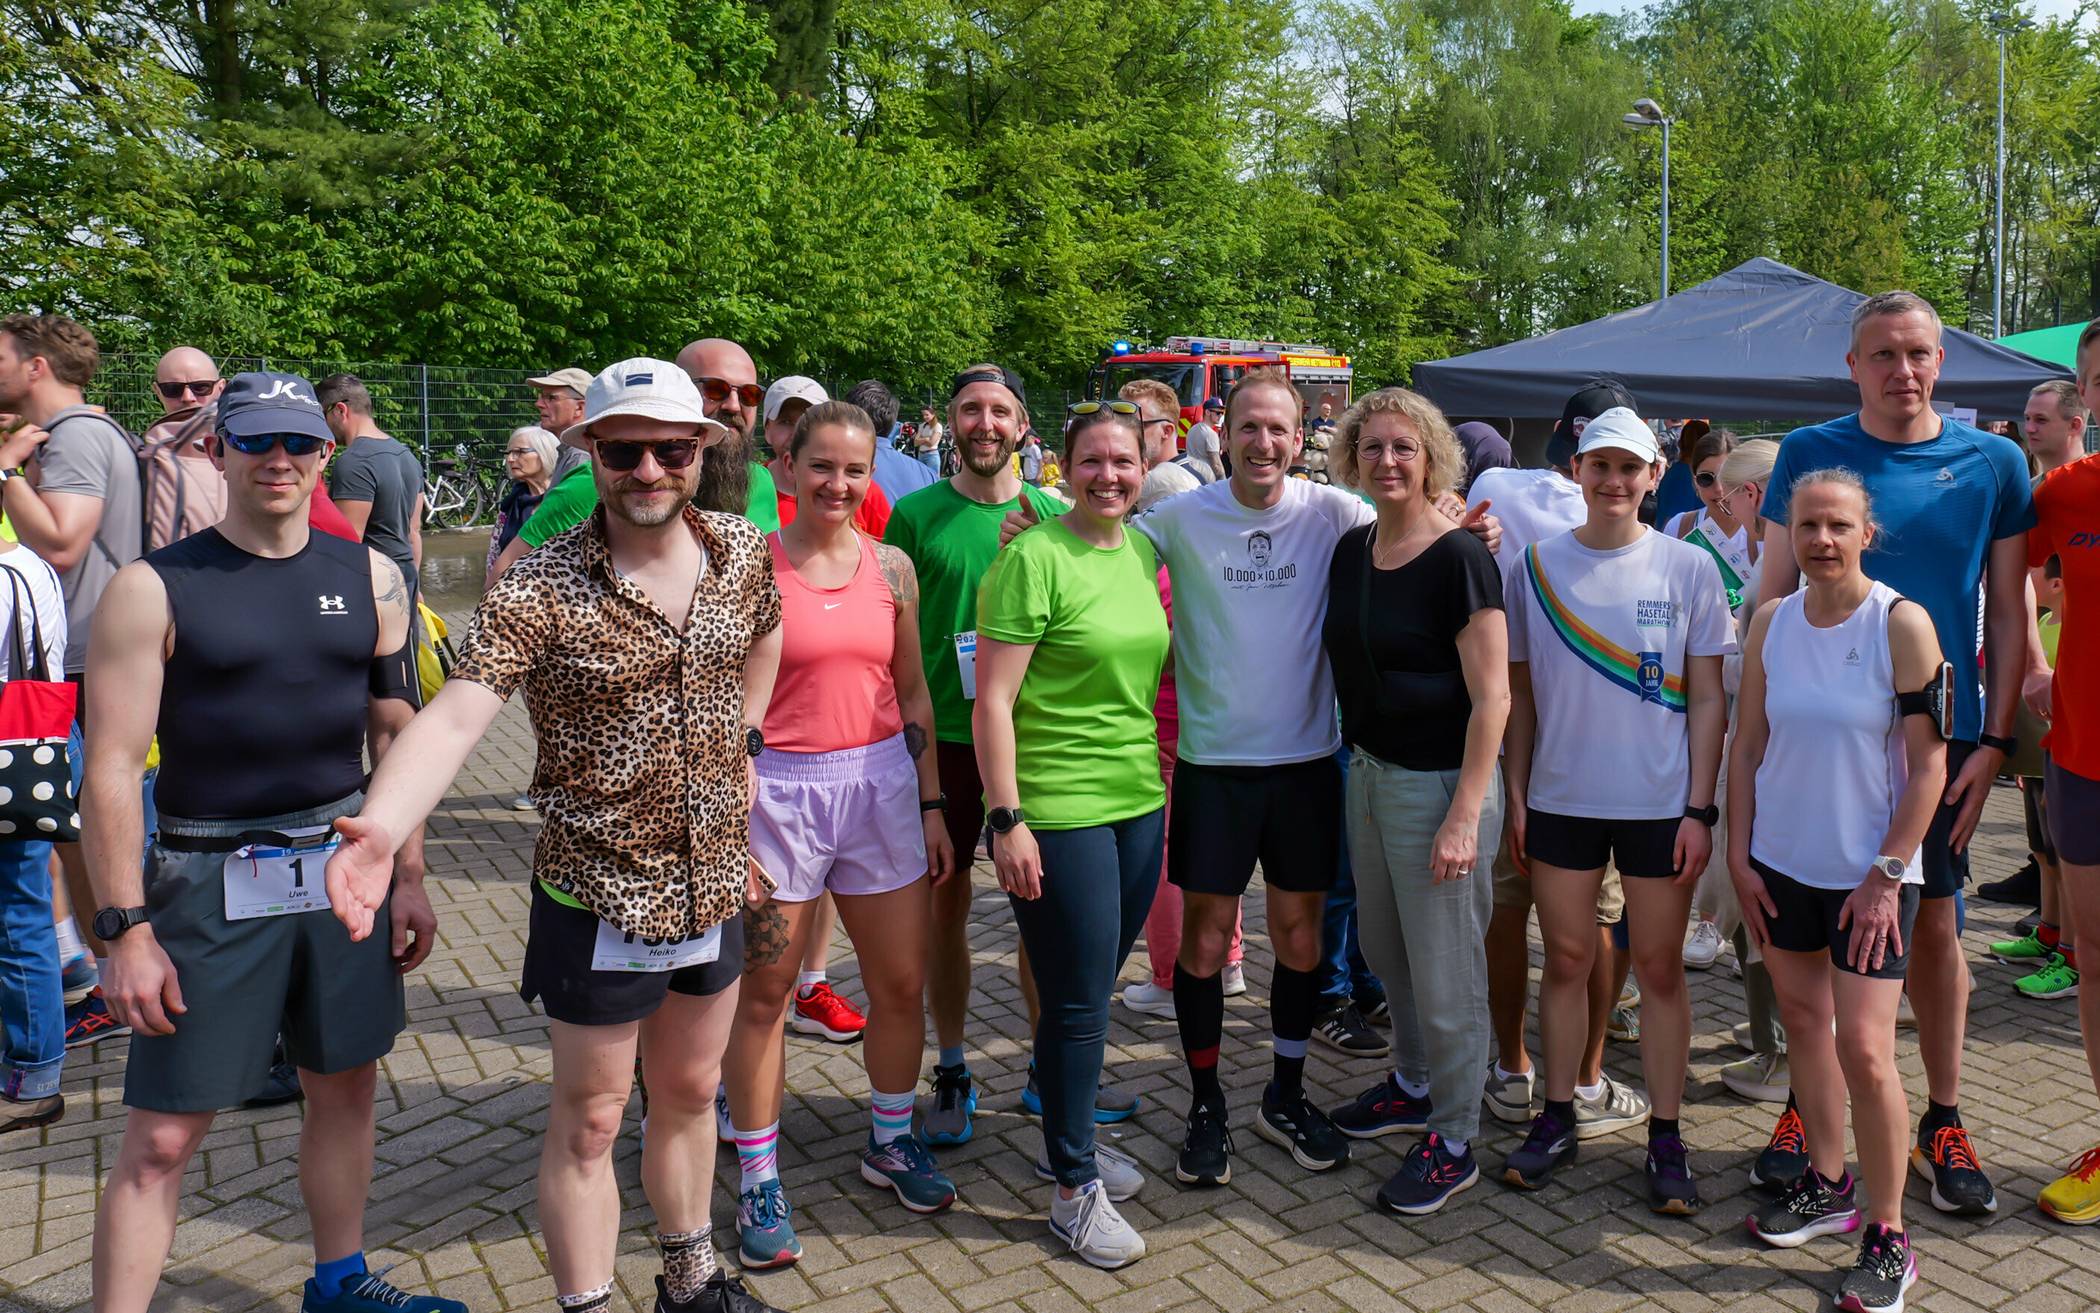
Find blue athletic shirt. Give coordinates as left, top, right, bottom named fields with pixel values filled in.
left=1759, top=412, right=2035, bottom=741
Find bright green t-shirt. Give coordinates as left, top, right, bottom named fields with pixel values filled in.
left=517, top=461, right=778, bottom=549
left=884, top=480, right=1067, bottom=743
left=975, top=517, right=1169, bottom=829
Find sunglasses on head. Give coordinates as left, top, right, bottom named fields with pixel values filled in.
left=694, top=377, right=764, bottom=409
left=156, top=379, right=217, bottom=401
left=220, top=431, right=327, bottom=456
left=1068, top=399, right=1139, bottom=417
left=596, top=439, right=701, bottom=472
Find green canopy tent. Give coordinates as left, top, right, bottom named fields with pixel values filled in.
left=1996, top=322, right=2087, bottom=368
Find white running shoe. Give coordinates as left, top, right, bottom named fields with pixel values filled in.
left=1573, top=1074, right=1651, bottom=1140
left=1036, top=1143, right=1145, bottom=1201
left=1222, top=962, right=1247, bottom=997
left=1683, top=920, right=1725, bottom=970
left=1720, top=1052, right=1790, bottom=1104
left=1120, top=981, right=1176, bottom=1021
left=1483, top=1060, right=1535, bottom=1124
left=1049, top=1180, right=1146, bottom=1269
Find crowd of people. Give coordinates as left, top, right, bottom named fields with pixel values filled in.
left=0, top=291, right=2095, bottom=1313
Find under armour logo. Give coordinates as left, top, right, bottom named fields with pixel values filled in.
left=259, top=379, right=317, bottom=406
left=318, top=595, right=347, bottom=613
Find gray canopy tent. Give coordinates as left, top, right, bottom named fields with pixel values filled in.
left=1412, top=258, right=2069, bottom=421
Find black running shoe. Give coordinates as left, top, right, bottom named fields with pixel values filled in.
left=1502, top=1109, right=1577, bottom=1190
left=1176, top=1100, right=1234, bottom=1187
left=1837, top=1223, right=1918, bottom=1313
left=1645, top=1134, right=1702, bottom=1215
left=658, top=1271, right=784, bottom=1313
left=1748, top=1169, right=1861, bottom=1248
left=1750, top=1104, right=1810, bottom=1195
left=1329, top=1072, right=1430, bottom=1139
left=1976, top=858, right=2040, bottom=906
left=1911, top=1121, right=1997, bottom=1215
left=1375, top=1134, right=1478, bottom=1216
left=1255, top=1082, right=1350, bottom=1171
left=1311, top=1002, right=1390, bottom=1057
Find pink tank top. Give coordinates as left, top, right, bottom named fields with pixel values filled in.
left=764, top=532, right=904, bottom=753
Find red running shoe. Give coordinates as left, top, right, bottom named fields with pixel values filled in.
left=791, top=982, right=866, bottom=1042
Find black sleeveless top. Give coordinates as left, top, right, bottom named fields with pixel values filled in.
left=148, top=528, right=375, bottom=820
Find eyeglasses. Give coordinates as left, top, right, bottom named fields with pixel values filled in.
left=596, top=439, right=701, bottom=472
left=156, top=379, right=217, bottom=401
left=504, top=448, right=538, bottom=458
left=1694, top=471, right=1719, bottom=488
left=221, top=432, right=327, bottom=456
left=1068, top=400, right=1139, bottom=417
left=693, top=377, right=764, bottom=409
left=1355, top=439, right=1422, bottom=464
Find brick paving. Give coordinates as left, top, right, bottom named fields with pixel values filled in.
left=7, top=673, right=2100, bottom=1311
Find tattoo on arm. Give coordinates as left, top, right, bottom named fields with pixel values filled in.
left=904, top=723, right=928, bottom=760
left=376, top=558, right=409, bottom=615
left=743, top=901, right=791, bottom=971
left=876, top=544, right=918, bottom=611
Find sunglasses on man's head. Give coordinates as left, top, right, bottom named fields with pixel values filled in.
left=156, top=379, right=217, bottom=401
left=596, top=439, right=701, bottom=472
left=221, top=432, right=327, bottom=456
left=694, top=377, right=764, bottom=409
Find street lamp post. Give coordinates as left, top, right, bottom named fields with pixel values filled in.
left=1623, top=97, right=1673, bottom=299
left=1987, top=10, right=2035, bottom=338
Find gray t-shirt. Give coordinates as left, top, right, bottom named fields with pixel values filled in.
left=328, top=434, right=423, bottom=583
left=33, top=407, right=142, bottom=673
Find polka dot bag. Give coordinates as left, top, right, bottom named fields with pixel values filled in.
left=0, top=567, right=78, bottom=842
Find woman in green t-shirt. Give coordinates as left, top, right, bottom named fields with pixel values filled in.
left=974, top=402, right=1169, bottom=1271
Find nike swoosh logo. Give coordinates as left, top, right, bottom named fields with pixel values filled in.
left=824, top=602, right=843, bottom=610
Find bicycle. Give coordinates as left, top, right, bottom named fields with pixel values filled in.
left=423, top=455, right=498, bottom=529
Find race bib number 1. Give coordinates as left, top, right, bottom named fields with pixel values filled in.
left=953, top=630, right=979, bottom=701
left=591, top=919, right=723, bottom=973
left=222, top=826, right=338, bottom=921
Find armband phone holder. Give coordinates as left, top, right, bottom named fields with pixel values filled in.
left=1895, top=662, right=1953, bottom=741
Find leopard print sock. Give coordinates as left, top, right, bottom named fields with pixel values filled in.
left=658, top=1224, right=718, bottom=1302
left=555, top=1282, right=612, bottom=1313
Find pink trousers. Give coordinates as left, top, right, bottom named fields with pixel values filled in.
left=1144, top=743, right=1244, bottom=988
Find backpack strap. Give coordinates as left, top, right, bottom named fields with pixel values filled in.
left=42, top=406, right=141, bottom=568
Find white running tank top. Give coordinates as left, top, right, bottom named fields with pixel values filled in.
left=1749, top=580, right=1921, bottom=890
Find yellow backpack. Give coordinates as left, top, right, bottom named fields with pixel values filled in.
left=415, top=601, right=457, bottom=705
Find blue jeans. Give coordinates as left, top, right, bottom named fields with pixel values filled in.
left=1319, top=747, right=1383, bottom=1004
left=1010, top=809, right=1165, bottom=1187
left=0, top=836, right=62, bottom=1099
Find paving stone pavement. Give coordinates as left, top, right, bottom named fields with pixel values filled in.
left=7, top=678, right=2100, bottom=1312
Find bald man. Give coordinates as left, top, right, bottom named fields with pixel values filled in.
left=152, top=347, right=223, bottom=417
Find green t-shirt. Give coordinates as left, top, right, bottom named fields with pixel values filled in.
left=517, top=461, right=778, bottom=548
left=975, top=517, right=1169, bottom=829
left=884, top=480, right=1067, bottom=743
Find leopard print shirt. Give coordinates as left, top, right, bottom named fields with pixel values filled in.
left=453, top=504, right=782, bottom=939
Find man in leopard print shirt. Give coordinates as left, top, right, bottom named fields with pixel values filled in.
left=326, top=360, right=785, bottom=1313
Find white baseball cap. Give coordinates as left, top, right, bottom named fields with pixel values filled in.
left=1574, top=406, right=1663, bottom=464
left=763, top=376, right=828, bottom=424
left=559, top=358, right=727, bottom=451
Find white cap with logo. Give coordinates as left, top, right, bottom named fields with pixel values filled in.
left=1574, top=406, right=1663, bottom=465
left=560, top=358, right=727, bottom=451
left=763, top=376, right=828, bottom=425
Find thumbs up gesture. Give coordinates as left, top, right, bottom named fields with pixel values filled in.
left=1459, top=498, right=1500, bottom=556
left=999, top=492, right=1041, bottom=548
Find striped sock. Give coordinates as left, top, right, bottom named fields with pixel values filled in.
left=734, top=1121, right=779, bottom=1192
left=556, top=1284, right=612, bottom=1312
left=870, top=1087, right=916, bottom=1146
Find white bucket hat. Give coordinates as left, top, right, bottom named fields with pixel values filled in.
left=560, top=358, right=728, bottom=452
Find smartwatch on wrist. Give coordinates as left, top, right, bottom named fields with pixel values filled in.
left=1870, top=854, right=1908, bottom=884
left=743, top=725, right=765, bottom=758
left=1684, top=803, right=1719, bottom=827
left=92, top=906, right=149, bottom=942
left=987, top=806, right=1026, bottom=835
left=1977, top=732, right=2018, bottom=756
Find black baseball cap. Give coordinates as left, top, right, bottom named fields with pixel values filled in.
left=215, top=371, right=334, bottom=442
left=1548, top=378, right=1639, bottom=469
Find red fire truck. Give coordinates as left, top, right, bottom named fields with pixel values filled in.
left=1088, top=336, right=1355, bottom=435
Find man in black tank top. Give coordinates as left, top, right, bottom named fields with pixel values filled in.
left=76, top=372, right=463, bottom=1313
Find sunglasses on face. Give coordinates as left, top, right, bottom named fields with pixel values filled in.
left=221, top=432, right=326, bottom=456
left=156, top=379, right=217, bottom=401
left=596, top=439, right=701, bottom=472
left=1695, top=471, right=1719, bottom=488
left=694, top=377, right=764, bottom=409
left=1068, top=399, right=1139, bottom=417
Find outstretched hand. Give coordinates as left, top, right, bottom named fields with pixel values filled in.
left=326, top=813, right=397, bottom=943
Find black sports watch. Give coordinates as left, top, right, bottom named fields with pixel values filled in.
left=743, top=725, right=765, bottom=758
left=93, top=905, right=149, bottom=942
left=1684, top=803, right=1719, bottom=826
left=919, top=793, right=947, bottom=813
left=1978, top=732, right=2018, bottom=757
left=987, top=806, right=1026, bottom=834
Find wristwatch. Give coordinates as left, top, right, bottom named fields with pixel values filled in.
left=1870, top=855, right=1908, bottom=884
left=919, top=793, right=947, bottom=813
left=1978, top=732, right=2018, bottom=756
left=743, top=725, right=765, bottom=758
left=92, top=905, right=149, bottom=942
left=1684, top=803, right=1719, bottom=826
left=987, top=806, right=1026, bottom=834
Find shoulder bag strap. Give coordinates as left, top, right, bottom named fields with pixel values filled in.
left=2, top=565, right=50, bottom=684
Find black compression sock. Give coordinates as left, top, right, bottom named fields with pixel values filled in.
left=1269, top=963, right=1320, bottom=1100
left=1174, top=964, right=1225, bottom=1108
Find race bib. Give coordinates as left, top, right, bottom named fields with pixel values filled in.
left=953, top=630, right=979, bottom=701
left=222, top=826, right=338, bottom=921
left=591, top=918, right=722, bottom=973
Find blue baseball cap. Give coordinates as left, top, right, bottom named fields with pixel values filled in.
left=215, top=371, right=333, bottom=442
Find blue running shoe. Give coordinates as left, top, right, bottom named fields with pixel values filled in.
left=737, top=1180, right=801, bottom=1269
left=1330, top=1073, right=1431, bottom=1140
left=922, top=1063, right=976, bottom=1145
left=860, top=1132, right=956, bottom=1214
left=301, top=1265, right=466, bottom=1313
left=1021, top=1064, right=1140, bottom=1125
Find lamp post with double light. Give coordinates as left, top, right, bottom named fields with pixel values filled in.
left=1622, top=97, right=1673, bottom=299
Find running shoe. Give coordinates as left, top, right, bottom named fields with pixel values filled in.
left=509, top=793, right=534, bottom=811
left=1748, top=1169, right=1861, bottom=1248
left=1, top=1092, right=62, bottom=1135
left=1573, top=1074, right=1650, bottom=1139
left=860, top=1132, right=956, bottom=1213
left=1502, top=1109, right=1577, bottom=1190
left=1482, top=1061, right=1534, bottom=1124
left=1645, top=1134, right=1702, bottom=1215
left=790, top=982, right=867, bottom=1041
left=2015, top=954, right=2079, bottom=1000
left=736, top=1180, right=801, bottom=1268
left=1976, top=857, right=2040, bottom=905
left=1750, top=1103, right=1810, bottom=1194
left=1895, top=991, right=1916, bottom=1030
left=300, top=1264, right=467, bottom=1312
left=1021, top=1065, right=1140, bottom=1124
left=1619, top=978, right=1642, bottom=1009
left=241, top=1057, right=304, bottom=1109
left=1356, top=990, right=1389, bottom=1025
left=714, top=1085, right=732, bottom=1141
left=1911, top=1120, right=1997, bottom=1214
left=1035, top=1143, right=1145, bottom=1201
left=1254, top=1082, right=1350, bottom=1171
left=1329, top=1072, right=1431, bottom=1139
left=1176, top=1100, right=1233, bottom=1187
left=1607, top=1003, right=1641, bottom=1043
left=1120, top=980, right=1176, bottom=1021
left=1048, top=1179, right=1146, bottom=1269
left=60, top=954, right=98, bottom=1004
left=1376, top=1134, right=1478, bottom=1216
left=1720, top=1052, right=1790, bottom=1104
left=1221, top=962, right=1247, bottom=997
left=2038, top=1144, right=2100, bottom=1225
left=655, top=1270, right=783, bottom=1313
left=1837, top=1222, right=1918, bottom=1313
left=1683, top=920, right=1725, bottom=970
left=1989, top=928, right=2055, bottom=963
left=63, top=988, right=128, bottom=1049
left=1311, top=1001, right=1389, bottom=1057
left=922, top=1063, right=976, bottom=1146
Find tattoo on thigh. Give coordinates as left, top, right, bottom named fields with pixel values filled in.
left=904, top=723, right=927, bottom=760
left=744, top=902, right=791, bottom=971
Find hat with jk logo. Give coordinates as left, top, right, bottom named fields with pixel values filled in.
left=215, top=371, right=334, bottom=443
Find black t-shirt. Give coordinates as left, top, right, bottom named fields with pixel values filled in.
left=1324, top=524, right=1503, bottom=772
